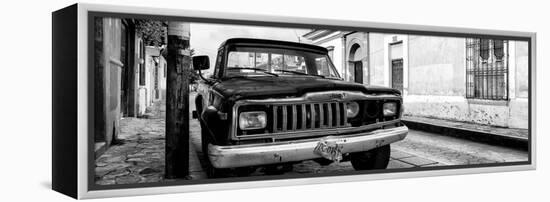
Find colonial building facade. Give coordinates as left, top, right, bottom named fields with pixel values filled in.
left=303, top=30, right=529, bottom=129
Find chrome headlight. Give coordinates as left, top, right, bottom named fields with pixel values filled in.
left=346, top=102, right=360, bottom=118
left=239, top=111, right=267, bottom=130
left=383, top=102, right=397, bottom=116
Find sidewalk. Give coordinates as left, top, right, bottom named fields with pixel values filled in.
left=401, top=116, right=528, bottom=150
left=94, top=101, right=206, bottom=185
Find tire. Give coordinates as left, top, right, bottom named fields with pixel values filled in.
left=350, top=145, right=391, bottom=170
left=313, top=158, right=334, bottom=166
left=199, top=121, right=226, bottom=178
left=196, top=98, right=208, bottom=160
left=232, top=167, right=257, bottom=177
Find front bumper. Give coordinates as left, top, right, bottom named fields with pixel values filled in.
left=208, top=125, right=408, bottom=168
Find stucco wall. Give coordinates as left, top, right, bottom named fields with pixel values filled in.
left=508, top=41, right=529, bottom=128
left=369, top=33, right=387, bottom=87
left=407, top=36, right=465, bottom=96
left=101, top=18, right=123, bottom=145
left=515, top=41, right=529, bottom=98
left=402, top=37, right=528, bottom=129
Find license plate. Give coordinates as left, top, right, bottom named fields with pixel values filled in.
left=313, top=139, right=343, bottom=162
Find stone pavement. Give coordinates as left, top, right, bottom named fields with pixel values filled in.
left=94, top=101, right=206, bottom=185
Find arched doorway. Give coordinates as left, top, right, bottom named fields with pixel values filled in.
left=349, top=43, right=363, bottom=84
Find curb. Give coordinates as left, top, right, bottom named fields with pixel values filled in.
left=402, top=119, right=528, bottom=151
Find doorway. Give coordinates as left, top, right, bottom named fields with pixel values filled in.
left=348, top=43, right=364, bottom=84
left=353, top=61, right=363, bottom=84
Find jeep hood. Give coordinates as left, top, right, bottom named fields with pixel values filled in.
left=212, top=76, right=401, bottom=101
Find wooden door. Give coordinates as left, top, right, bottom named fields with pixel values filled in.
left=354, top=61, right=363, bottom=84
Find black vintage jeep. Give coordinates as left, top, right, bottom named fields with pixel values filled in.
left=192, top=38, right=408, bottom=176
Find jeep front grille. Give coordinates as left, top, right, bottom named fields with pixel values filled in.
left=271, top=102, right=349, bottom=133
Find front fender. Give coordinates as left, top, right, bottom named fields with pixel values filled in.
left=201, top=106, right=230, bottom=145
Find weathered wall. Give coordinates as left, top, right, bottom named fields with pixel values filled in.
left=402, top=38, right=528, bottom=129
left=407, top=36, right=465, bottom=96
left=101, top=18, right=123, bottom=145
left=403, top=95, right=511, bottom=127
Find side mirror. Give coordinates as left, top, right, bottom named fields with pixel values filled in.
left=192, top=55, right=210, bottom=70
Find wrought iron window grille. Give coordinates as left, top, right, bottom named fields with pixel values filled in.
left=465, top=38, right=509, bottom=100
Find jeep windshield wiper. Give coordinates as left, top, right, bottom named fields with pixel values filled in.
left=226, top=67, right=278, bottom=77
left=273, top=69, right=325, bottom=78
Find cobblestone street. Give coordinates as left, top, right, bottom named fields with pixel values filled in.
left=95, top=101, right=167, bottom=185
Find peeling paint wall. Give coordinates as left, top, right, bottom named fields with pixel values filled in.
left=402, top=95, right=513, bottom=127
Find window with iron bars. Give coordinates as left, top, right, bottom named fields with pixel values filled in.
left=465, top=38, right=509, bottom=100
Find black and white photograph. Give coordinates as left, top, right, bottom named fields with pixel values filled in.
left=6, top=0, right=550, bottom=200
left=91, top=15, right=531, bottom=187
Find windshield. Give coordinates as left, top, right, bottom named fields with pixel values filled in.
left=224, top=47, right=340, bottom=79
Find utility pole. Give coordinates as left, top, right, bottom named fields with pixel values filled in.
left=165, top=22, right=191, bottom=179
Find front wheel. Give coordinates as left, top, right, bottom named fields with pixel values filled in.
left=200, top=121, right=225, bottom=177
left=350, top=145, right=391, bottom=170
